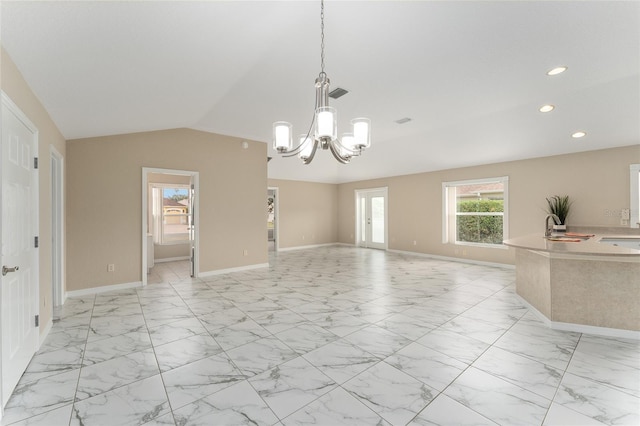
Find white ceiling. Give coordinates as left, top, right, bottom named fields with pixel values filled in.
left=2, top=1, right=639, bottom=183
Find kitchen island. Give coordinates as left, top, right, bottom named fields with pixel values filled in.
left=503, top=233, right=640, bottom=334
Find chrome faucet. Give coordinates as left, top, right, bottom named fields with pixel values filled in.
left=545, top=214, right=561, bottom=237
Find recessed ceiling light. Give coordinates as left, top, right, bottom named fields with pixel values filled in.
left=571, top=131, right=586, bottom=138
left=539, top=104, right=555, bottom=113
left=547, top=66, right=568, bottom=76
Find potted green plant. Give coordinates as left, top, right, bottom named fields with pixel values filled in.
left=546, top=195, right=572, bottom=233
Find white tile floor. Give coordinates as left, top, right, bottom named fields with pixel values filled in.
left=2, top=246, right=639, bottom=425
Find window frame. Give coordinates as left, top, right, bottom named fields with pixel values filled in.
left=442, top=176, right=509, bottom=249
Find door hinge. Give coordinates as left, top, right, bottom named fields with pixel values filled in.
left=34, top=236, right=39, bottom=248
left=34, top=157, right=38, bottom=169
left=35, top=315, right=39, bottom=327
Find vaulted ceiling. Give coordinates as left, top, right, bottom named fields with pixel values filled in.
left=2, top=1, right=638, bottom=183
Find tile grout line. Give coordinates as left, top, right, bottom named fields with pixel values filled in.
left=68, top=293, right=97, bottom=426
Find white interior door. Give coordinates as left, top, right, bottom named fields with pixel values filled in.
left=357, top=188, right=387, bottom=250
left=1, top=94, right=39, bottom=407
left=189, top=180, right=196, bottom=277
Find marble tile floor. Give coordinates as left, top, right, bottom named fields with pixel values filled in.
left=147, top=260, right=193, bottom=285
left=3, top=246, right=639, bottom=426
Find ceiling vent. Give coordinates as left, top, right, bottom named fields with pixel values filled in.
left=329, top=87, right=349, bottom=99
left=395, top=117, right=412, bottom=124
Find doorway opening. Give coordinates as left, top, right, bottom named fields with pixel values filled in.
left=268, top=187, right=279, bottom=252
left=50, top=147, right=64, bottom=313
left=142, top=168, right=199, bottom=286
left=356, top=187, right=388, bottom=250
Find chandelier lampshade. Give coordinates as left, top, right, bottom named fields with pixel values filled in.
left=273, top=121, right=292, bottom=152
left=340, top=133, right=355, bottom=157
left=352, top=118, right=371, bottom=149
left=315, top=106, right=336, bottom=141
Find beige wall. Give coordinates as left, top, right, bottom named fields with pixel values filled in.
left=148, top=172, right=191, bottom=185
left=1, top=48, right=67, bottom=335
left=268, top=179, right=338, bottom=249
left=67, top=129, right=267, bottom=291
left=154, top=243, right=190, bottom=261
left=338, top=145, right=640, bottom=265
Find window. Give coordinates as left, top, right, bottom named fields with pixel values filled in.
left=151, top=184, right=193, bottom=245
left=442, top=177, right=508, bottom=247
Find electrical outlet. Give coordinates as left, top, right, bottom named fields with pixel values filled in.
left=243, top=249, right=248, bottom=256
left=413, top=240, right=417, bottom=246
left=107, top=264, right=115, bottom=272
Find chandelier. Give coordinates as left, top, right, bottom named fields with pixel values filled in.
left=272, top=0, right=371, bottom=164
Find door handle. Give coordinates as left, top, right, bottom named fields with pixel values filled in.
left=2, top=266, right=19, bottom=276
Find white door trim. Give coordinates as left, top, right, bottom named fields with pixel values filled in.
left=50, top=146, right=65, bottom=307
left=0, top=92, right=40, bottom=411
left=141, top=168, right=199, bottom=286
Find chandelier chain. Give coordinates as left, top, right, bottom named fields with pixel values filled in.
left=320, top=0, right=325, bottom=76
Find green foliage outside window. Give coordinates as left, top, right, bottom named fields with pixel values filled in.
left=456, top=199, right=504, bottom=244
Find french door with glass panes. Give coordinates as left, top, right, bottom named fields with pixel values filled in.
left=356, top=188, right=387, bottom=250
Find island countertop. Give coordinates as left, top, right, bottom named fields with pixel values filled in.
left=503, top=234, right=640, bottom=257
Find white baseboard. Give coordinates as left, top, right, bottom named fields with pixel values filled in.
left=276, top=244, right=514, bottom=270
left=517, top=295, right=640, bottom=340
left=154, top=256, right=190, bottom=263
left=387, top=248, right=514, bottom=269
left=277, top=243, right=338, bottom=252
left=199, top=263, right=269, bottom=278
left=66, top=281, right=143, bottom=298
